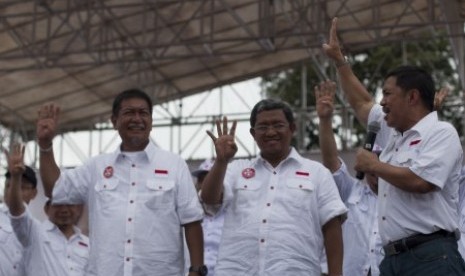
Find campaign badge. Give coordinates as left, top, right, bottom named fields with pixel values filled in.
left=103, top=166, right=113, bottom=178
left=242, top=168, right=255, bottom=179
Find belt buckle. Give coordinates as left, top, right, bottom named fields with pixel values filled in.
left=384, top=243, right=401, bottom=256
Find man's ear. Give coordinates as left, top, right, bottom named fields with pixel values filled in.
left=111, top=115, right=118, bottom=130
left=408, top=89, right=420, bottom=105
left=289, top=122, right=297, bottom=133
left=249, top=127, right=255, bottom=137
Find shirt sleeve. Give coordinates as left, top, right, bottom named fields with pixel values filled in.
left=316, top=166, right=348, bottom=226
left=409, top=123, right=463, bottom=189
left=332, top=158, right=357, bottom=202
left=175, top=158, right=204, bottom=225
left=52, top=160, right=94, bottom=205
left=9, top=206, right=41, bottom=248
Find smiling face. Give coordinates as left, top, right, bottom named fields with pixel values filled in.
left=380, top=76, right=411, bottom=132
left=250, top=109, right=295, bottom=166
left=111, top=97, right=153, bottom=152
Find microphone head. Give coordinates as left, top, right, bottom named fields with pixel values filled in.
left=367, top=121, right=381, bottom=133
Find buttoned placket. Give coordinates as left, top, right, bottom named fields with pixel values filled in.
left=124, top=159, right=138, bottom=276
left=258, top=166, right=278, bottom=275
left=367, top=202, right=380, bottom=276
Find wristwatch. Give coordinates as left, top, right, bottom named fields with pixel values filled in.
left=189, top=265, right=208, bottom=276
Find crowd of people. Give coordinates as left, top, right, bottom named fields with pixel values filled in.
left=1, top=17, right=465, bottom=276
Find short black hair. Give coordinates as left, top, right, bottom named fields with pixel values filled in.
left=5, top=165, right=37, bottom=188
left=250, top=99, right=294, bottom=127
left=385, top=66, right=435, bottom=111
left=112, top=89, right=153, bottom=117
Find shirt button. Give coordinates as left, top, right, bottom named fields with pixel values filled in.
left=132, top=164, right=136, bottom=167
left=126, top=257, right=130, bottom=262
left=382, top=216, right=386, bottom=220
left=127, top=239, right=131, bottom=243
left=270, top=186, right=274, bottom=190
left=266, top=203, right=271, bottom=207
left=132, top=182, right=135, bottom=186
left=130, top=200, right=134, bottom=204
left=262, top=219, right=267, bottom=223
left=244, top=185, right=248, bottom=189
left=273, top=172, right=276, bottom=175
left=128, top=218, right=132, bottom=222
left=260, top=239, right=265, bottom=243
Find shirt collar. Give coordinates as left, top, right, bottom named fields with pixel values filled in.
left=112, top=141, right=157, bottom=163
left=255, top=147, right=303, bottom=167
left=44, top=219, right=83, bottom=237
left=393, top=111, right=437, bottom=137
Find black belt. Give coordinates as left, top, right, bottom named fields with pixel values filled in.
left=383, top=230, right=457, bottom=256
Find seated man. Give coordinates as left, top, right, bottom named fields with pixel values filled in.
left=5, top=144, right=89, bottom=276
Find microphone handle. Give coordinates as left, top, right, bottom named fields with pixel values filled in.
left=355, top=131, right=377, bottom=180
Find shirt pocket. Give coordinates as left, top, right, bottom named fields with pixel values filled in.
left=94, top=179, right=119, bottom=209
left=232, top=179, right=261, bottom=208
left=144, top=179, right=175, bottom=209
left=72, top=245, right=89, bottom=272
left=395, top=151, right=416, bottom=167
left=285, top=179, right=314, bottom=210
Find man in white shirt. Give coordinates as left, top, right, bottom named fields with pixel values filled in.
left=36, top=89, right=206, bottom=276
left=316, top=80, right=383, bottom=276
left=5, top=144, right=89, bottom=276
left=323, top=17, right=465, bottom=275
left=0, top=161, right=37, bottom=276
left=201, top=99, right=347, bottom=276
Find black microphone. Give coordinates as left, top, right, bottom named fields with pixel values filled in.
left=356, top=121, right=381, bottom=180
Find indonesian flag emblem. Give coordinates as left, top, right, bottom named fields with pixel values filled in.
left=242, top=168, right=255, bottom=179
left=103, top=166, right=114, bottom=178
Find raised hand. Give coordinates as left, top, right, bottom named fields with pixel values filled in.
left=315, top=80, right=337, bottom=120
left=206, top=117, right=238, bottom=162
left=434, top=87, right=449, bottom=111
left=5, top=143, right=26, bottom=178
left=36, top=103, right=60, bottom=149
left=322, top=18, right=346, bottom=63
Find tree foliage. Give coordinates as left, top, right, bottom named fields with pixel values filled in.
left=261, top=36, right=463, bottom=151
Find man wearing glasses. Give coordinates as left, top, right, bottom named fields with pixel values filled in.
left=201, top=99, right=347, bottom=276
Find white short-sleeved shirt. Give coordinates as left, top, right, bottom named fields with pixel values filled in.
left=333, top=159, right=382, bottom=276
left=211, top=148, right=348, bottom=276
left=10, top=207, right=89, bottom=276
left=368, top=105, right=462, bottom=244
left=52, top=142, right=204, bottom=276
left=0, top=205, right=23, bottom=276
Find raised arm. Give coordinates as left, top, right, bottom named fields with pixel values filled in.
left=36, top=103, right=61, bottom=198
left=200, top=117, right=237, bottom=205
left=316, top=80, right=341, bottom=173
left=322, top=17, right=375, bottom=126
left=5, top=144, right=26, bottom=216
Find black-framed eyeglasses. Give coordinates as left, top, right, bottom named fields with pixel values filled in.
left=253, top=123, right=288, bottom=134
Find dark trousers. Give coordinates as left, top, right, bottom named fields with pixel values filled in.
left=380, top=237, right=465, bottom=276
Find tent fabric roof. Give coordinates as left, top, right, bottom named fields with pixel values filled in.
left=0, top=0, right=463, bottom=140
